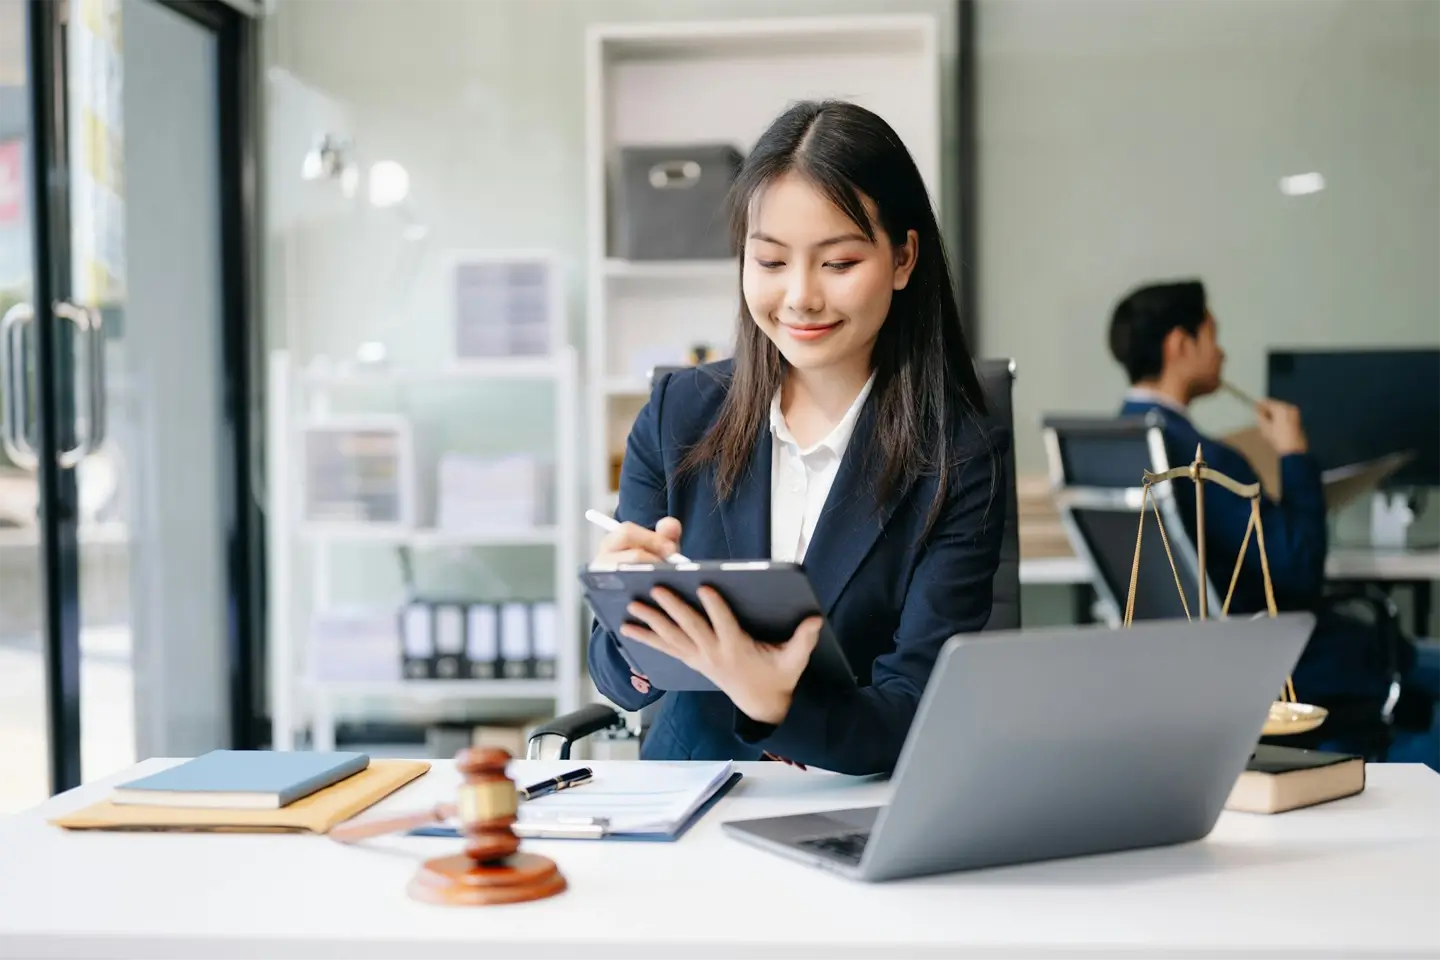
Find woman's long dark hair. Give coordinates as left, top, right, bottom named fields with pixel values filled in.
left=680, top=100, right=991, bottom=539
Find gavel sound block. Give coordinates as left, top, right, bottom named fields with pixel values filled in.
left=406, top=747, right=567, bottom=906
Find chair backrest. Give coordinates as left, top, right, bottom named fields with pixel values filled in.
left=976, top=358, right=1020, bottom=631
left=1041, top=415, right=1163, bottom=489
left=1041, top=415, right=1212, bottom=624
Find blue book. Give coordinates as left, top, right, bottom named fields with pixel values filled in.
left=111, top=750, right=370, bottom=810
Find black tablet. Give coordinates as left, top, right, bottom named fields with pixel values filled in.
left=579, top=561, right=856, bottom=694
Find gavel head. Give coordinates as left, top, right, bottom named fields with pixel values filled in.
left=453, top=747, right=520, bottom=864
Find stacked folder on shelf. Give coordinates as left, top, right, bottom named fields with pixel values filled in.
left=50, top=750, right=430, bottom=834
left=401, top=599, right=559, bottom=681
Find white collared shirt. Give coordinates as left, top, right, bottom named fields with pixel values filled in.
left=769, top=374, right=876, bottom=563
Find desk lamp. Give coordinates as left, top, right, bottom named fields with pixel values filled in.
left=1125, top=445, right=1327, bottom=737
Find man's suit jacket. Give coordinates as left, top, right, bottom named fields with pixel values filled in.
left=1119, top=398, right=1328, bottom=613
left=589, top=361, right=1008, bottom=776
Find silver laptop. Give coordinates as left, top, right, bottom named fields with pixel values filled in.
left=722, top=613, right=1316, bottom=882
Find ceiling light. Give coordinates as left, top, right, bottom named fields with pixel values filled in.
left=1279, top=172, right=1325, bottom=196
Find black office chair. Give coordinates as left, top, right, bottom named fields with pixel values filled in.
left=1041, top=415, right=1212, bottom=625
left=978, top=358, right=1020, bottom=631
left=1041, top=414, right=1406, bottom=757
left=526, top=358, right=1022, bottom=760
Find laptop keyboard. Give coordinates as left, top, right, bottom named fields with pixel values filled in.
left=797, top=830, right=870, bottom=865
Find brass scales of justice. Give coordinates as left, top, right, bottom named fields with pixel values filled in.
left=1125, top=445, right=1328, bottom=737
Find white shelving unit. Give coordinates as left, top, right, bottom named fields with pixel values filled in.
left=266, top=347, right=584, bottom=752
left=581, top=16, right=941, bottom=718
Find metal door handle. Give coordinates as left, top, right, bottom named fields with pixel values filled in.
left=53, top=302, right=106, bottom=467
left=77, top=303, right=106, bottom=455
left=0, top=302, right=37, bottom=470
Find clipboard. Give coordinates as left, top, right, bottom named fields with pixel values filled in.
left=1221, top=427, right=1412, bottom=510
left=408, top=771, right=743, bottom=842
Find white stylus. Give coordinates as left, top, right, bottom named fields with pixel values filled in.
left=584, top=508, right=692, bottom=563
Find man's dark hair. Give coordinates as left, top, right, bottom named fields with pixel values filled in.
left=1108, top=280, right=1208, bottom=384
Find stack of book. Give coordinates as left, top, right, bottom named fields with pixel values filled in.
left=50, top=750, right=429, bottom=834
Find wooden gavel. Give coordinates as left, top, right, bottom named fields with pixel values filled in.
left=331, top=746, right=566, bottom=906
left=329, top=799, right=457, bottom=844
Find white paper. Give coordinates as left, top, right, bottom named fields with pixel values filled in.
left=505, top=760, right=734, bottom=835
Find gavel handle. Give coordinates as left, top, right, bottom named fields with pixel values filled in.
left=328, top=802, right=457, bottom=843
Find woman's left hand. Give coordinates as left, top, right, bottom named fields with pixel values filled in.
left=621, top=586, right=822, bottom=725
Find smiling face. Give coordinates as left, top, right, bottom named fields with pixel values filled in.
left=741, top=171, right=918, bottom=379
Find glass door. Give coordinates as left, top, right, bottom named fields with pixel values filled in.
left=70, top=0, right=232, bottom=777
left=0, top=0, right=260, bottom=811
left=0, top=0, right=54, bottom=814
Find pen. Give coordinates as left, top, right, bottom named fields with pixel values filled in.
left=584, top=509, right=692, bottom=563
left=1221, top=380, right=1261, bottom=408
left=518, top=767, right=594, bottom=801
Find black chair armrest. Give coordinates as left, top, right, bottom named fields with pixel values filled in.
left=1324, top=582, right=1402, bottom=649
left=526, top=703, right=627, bottom=760
left=1322, top=582, right=1406, bottom=715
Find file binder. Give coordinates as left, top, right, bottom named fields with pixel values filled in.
left=500, top=601, right=534, bottom=679
left=465, top=603, right=499, bottom=679
left=531, top=600, right=558, bottom=680
left=432, top=603, right=466, bottom=680
left=400, top=602, right=434, bottom=679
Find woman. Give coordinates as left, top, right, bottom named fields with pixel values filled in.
left=589, top=100, right=1008, bottom=775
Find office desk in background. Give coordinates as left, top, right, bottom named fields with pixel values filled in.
left=2, top=758, right=1438, bottom=958
left=1022, top=548, right=1440, bottom=633
left=1328, top=548, right=1440, bottom=636
left=1018, top=556, right=1098, bottom=622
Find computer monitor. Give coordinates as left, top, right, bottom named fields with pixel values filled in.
left=1266, top=348, right=1440, bottom=489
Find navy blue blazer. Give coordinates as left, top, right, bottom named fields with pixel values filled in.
left=590, top=361, right=1008, bottom=775
left=1119, top=399, right=1407, bottom=699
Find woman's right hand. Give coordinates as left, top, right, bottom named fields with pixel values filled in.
left=593, top=516, right=683, bottom=695
left=592, top=516, right=685, bottom=566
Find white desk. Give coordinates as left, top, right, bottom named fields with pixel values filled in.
left=1326, top=549, right=1439, bottom=635
left=3, top=759, right=1439, bottom=958
left=1328, top=548, right=1440, bottom=582
left=1021, top=548, right=1440, bottom=587
left=1018, top=555, right=1090, bottom=585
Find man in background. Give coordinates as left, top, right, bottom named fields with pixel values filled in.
left=1108, top=279, right=1437, bottom=767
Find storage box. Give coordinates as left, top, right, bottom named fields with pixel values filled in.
left=300, top=417, right=414, bottom=529
left=611, top=143, right=743, bottom=260
left=435, top=452, right=553, bottom=531
left=308, top=610, right=402, bottom=682
left=450, top=254, right=560, bottom=359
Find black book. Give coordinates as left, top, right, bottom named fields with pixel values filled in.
left=1225, top=744, right=1365, bottom=814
